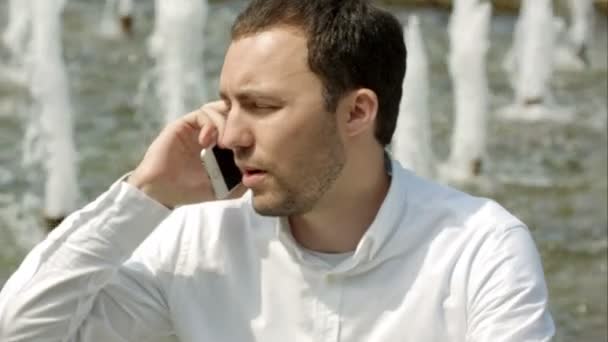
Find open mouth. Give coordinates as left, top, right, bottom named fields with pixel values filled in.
left=244, top=168, right=265, bottom=175
left=242, top=167, right=267, bottom=187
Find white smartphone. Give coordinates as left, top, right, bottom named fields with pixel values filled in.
left=200, top=147, right=242, bottom=199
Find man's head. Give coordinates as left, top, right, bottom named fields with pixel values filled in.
left=231, top=0, right=407, bottom=146
left=218, top=0, right=406, bottom=216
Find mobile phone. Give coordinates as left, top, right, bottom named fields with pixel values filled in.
left=200, top=146, right=242, bottom=199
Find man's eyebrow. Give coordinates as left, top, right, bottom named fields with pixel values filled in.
left=219, top=89, right=281, bottom=102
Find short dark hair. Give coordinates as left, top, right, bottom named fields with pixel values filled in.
left=231, top=0, right=407, bottom=146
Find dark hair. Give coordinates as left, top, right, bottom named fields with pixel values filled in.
left=231, top=0, right=407, bottom=146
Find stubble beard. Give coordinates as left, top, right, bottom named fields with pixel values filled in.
left=252, top=117, right=346, bottom=217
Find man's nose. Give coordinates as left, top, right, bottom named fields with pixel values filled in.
left=218, top=107, right=253, bottom=150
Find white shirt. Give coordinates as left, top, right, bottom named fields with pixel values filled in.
left=0, top=160, right=555, bottom=341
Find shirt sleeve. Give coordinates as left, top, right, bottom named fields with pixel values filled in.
left=466, top=225, right=556, bottom=342
left=0, top=177, right=178, bottom=342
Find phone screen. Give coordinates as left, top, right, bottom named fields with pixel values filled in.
left=212, top=147, right=242, bottom=190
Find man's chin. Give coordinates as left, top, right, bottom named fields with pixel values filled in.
left=251, top=198, right=282, bottom=217
left=251, top=192, right=293, bottom=217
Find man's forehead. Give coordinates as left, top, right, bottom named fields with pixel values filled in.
left=231, top=25, right=308, bottom=52
left=221, top=27, right=312, bottom=86
left=231, top=28, right=308, bottom=62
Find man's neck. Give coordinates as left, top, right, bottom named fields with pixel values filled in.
left=288, top=149, right=391, bottom=253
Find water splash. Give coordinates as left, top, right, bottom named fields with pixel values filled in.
left=2, top=0, right=31, bottom=60
left=392, top=15, right=434, bottom=179
left=439, top=0, right=492, bottom=185
left=99, top=0, right=120, bottom=39
left=514, top=0, right=554, bottom=106
left=554, top=0, right=594, bottom=71
left=28, top=0, right=80, bottom=224
left=0, top=0, right=31, bottom=85
left=99, top=0, right=134, bottom=39
left=148, top=0, right=209, bottom=124
left=499, top=0, right=573, bottom=122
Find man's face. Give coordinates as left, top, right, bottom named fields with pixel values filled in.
left=219, top=27, right=346, bottom=216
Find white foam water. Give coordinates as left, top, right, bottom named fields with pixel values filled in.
left=438, top=0, right=492, bottom=185
left=2, top=0, right=31, bottom=61
left=99, top=0, right=134, bottom=39
left=1, top=0, right=31, bottom=86
left=556, top=0, right=595, bottom=71
left=28, top=0, right=80, bottom=220
left=118, top=0, right=133, bottom=18
left=148, top=0, right=209, bottom=124
left=99, top=0, right=121, bottom=39
left=499, top=0, right=574, bottom=122
left=392, top=15, right=435, bottom=179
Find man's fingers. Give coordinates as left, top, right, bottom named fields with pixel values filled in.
left=199, top=128, right=218, bottom=148
left=181, top=101, right=228, bottom=147
left=205, top=100, right=229, bottom=113
left=201, top=102, right=228, bottom=143
left=182, top=101, right=227, bottom=126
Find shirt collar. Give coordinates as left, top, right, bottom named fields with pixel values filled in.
left=274, top=155, right=408, bottom=273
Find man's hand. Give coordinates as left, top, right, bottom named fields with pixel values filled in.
left=128, top=101, right=242, bottom=208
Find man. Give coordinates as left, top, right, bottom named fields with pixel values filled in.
left=0, top=0, right=554, bottom=341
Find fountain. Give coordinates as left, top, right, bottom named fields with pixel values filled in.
left=2, top=0, right=31, bottom=60
left=392, top=15, right=435, bottom=179
left=99, top=0, right=121, bottom=39
left=1, top=0, right=31, bottom=85
left=554, top=0, right=594, bottom=70
left=99, top=0, right=134, bottom=39
left=438, top=0, right=492, bottom=185
left=499, top=0, right=573, bottom=122
left=27, top=0, right=80, bottom=230
left=148, top=0, right=209, bottom=124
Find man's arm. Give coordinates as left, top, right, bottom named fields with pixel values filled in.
left=0, top=103, right=231, bottom=340
left=0, top=179, right=176, bottom=341
left=466, top=225, right=555, bottom=341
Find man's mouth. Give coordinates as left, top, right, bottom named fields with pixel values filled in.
left=243, top=168, right=265, bottom=175
left=241, top=167, right=267, bottom=187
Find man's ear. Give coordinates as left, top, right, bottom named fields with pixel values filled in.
left=343, top=88, right=378, bottom=138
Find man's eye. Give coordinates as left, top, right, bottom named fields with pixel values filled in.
left=249, top=102, right=278, bottom=110
left=255, top=103, right=275, bottom=109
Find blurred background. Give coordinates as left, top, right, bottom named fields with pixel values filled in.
left=0, top=0, right=606, bottom=340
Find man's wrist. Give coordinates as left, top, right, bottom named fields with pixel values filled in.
left=124, top=173, right=174, bottom=210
